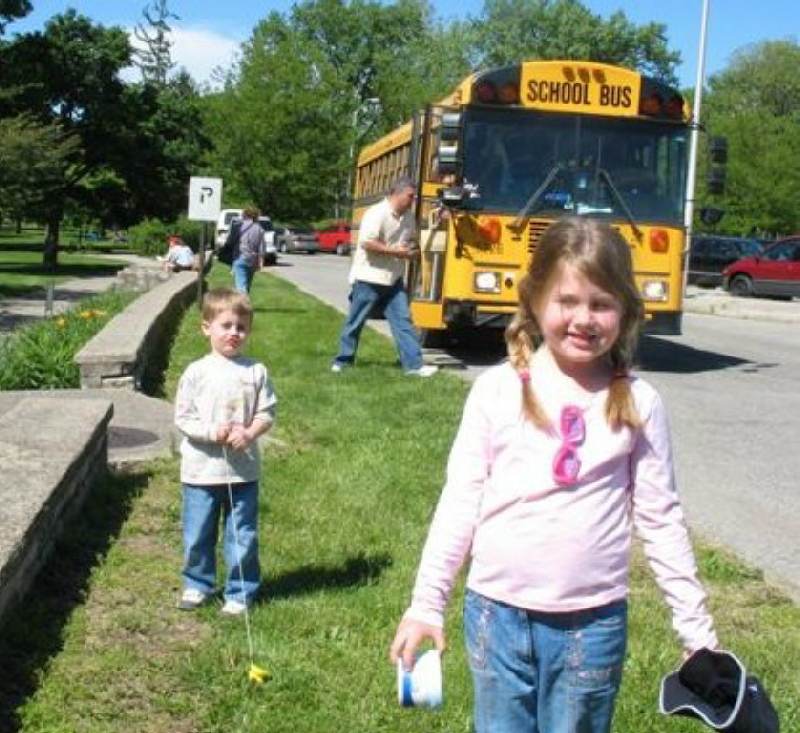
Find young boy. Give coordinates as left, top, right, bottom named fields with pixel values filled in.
left=174, top=288, right=276, bottom=615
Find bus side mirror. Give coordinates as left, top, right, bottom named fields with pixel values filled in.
left=707, top=167, right=726, bottom=195
left=709, top=136, right=728, bottom=164
left=699, top=207, right=724, bottom=225
left=436, top=112, right=462, bottom=178
left=440, top=187, right=464, bottom=206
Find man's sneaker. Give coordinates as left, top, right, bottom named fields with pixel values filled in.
left=177, top=587, right=209, bottom=610
left=221, top=599, right=249, bottom=616
left=330, top=361, right=345, bottom=373
left=405, top=365, right=439, bottom=378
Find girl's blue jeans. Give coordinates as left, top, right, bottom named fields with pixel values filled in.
left=181, top=481, right=260, bottom=603
left=232, top=257, right=255, bottom=293
left=464, top=589, right=627, bottom=733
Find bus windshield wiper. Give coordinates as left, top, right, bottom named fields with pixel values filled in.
left=510, top=163, right=563, bottom=231
left=597, top=168, right=643, bottom=240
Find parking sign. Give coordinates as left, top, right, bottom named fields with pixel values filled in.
left=188, top=177, right=223, bottom=222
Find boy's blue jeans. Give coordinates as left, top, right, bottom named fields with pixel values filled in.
left=464, top=589, right=627, bottom=733
left=181, top=481, right=260, bottom=603
left=232, top=257, right=255, bottom=293
left=333, top=279, right=423, bottom=371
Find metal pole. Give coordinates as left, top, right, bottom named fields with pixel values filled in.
left=682, top=0, right=711, bottom=298
left=197, top=223, right=206, bottom=308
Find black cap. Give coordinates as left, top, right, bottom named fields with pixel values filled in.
left=660, top=649, right=779, bottom=732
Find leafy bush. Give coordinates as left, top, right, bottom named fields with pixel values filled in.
left=127, top=216, right=205, bottom=256
left=0, top=289, right=137, bottom=390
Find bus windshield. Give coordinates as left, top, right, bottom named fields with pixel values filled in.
left=460, top=108, right=688, bottom=225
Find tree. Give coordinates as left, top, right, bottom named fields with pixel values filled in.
left=203, top=0, right=472, bottom=221
left=0, top=0, right=30, bottom=33
left=700, top=40, right=800, bottom=236
left=134, top=0, right=178, bottom=86
left=0, top=114, right=79, bottom=223
left=473, top=0, right=680, bottom=83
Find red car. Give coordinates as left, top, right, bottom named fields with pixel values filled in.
left=315, top=222, right=352, bottom=255
left=723, top=236, right=800, bottom=298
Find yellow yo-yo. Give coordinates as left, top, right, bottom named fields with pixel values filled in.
left=248, top=663, right=271, bottom=685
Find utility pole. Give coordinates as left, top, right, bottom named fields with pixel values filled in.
left=682, top=0, right=711, bottom=298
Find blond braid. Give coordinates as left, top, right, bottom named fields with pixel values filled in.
left=505, top=277, right=550, bottom=429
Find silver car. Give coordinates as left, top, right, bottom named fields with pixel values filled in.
left=275, top=225, right=319, bottom=254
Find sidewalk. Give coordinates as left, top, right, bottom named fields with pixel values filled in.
left=0, top=252, right=159, bottom=334
left=683, top=285, right=800, bottom=323
left=0, top=252, right=176, bottom=468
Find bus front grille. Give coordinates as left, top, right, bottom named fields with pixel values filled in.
left=527, top=220, right=551, bottom=254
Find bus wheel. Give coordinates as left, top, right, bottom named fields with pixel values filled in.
left=729, top=274, right=753, bottom=297
left=420, top=328, right=448, bottom=349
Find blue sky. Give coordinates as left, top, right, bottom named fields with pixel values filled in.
left=8, top=1, right=798, bottom=88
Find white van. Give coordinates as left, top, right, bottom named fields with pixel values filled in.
left=215, top=208, right=243, bottom=248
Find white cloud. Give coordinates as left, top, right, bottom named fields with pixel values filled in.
left=124, top=25, right=242, bottom=88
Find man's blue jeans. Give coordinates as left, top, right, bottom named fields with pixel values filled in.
left=232, top=257, right=255, bottom=293
left=464, top=589, right=627, bottom=733
left=181, top=482, right=260, bottom=603
left=333, top=279, right=423, bottom=371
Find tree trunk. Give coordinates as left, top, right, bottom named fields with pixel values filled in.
left=16, top=217, right=22, bottom=234
left=43, top=210, right=62, bottom=271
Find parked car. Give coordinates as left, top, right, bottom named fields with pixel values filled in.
left=257, top=216, right=278, bottom=266
left=688, top=234, right=763, bottom=287
left=723, top=236, right=800, bottom=298
left=316, top=222, right=352, bottom=255
left=275, top=224, right=319, bottom=254
left=215, top=208, right=243, bottom=248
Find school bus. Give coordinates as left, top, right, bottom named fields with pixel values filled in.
left=352, top=60, right=692, bottom=343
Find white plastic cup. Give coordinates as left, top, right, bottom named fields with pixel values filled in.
left=397, top=649, right=442, bottom=709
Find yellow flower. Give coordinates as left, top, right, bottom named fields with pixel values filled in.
left=248, top=663, right=271, bottom=685
left=55, top=317, right=67, bottom=328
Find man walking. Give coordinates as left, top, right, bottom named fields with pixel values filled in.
left=331, top=177, right=437, bottom=377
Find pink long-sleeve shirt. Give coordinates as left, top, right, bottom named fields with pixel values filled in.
left=406, top=362, right=717, bottom=652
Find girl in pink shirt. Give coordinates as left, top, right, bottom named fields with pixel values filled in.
left=390, top=217, right=718, bottom=733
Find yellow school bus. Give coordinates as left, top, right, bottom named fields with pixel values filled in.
left=352, top=60, right=691, bottom=343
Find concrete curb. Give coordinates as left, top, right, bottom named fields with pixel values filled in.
left=683, top=288, right=800, bottom=324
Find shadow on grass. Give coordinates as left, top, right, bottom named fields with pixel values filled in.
left=266, top=553, right=393, bottom=601
left=0, top=262, right=123, bottom=279
left=0, top=469, right=151, bottom=733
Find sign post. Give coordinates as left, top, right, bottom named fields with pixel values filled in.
left=188, top=176, right=223, bottom=307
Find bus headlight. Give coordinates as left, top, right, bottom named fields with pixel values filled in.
left=641, top=280, right=669, bottom=302
left=474, top=271, right=501, bottom=293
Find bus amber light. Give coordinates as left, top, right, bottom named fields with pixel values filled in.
left=477, top=218, right=502, bottom=243
left=649, top=229, right=669, bottom=253
left=498, top=83, right=519, bottom=104
left=640, top=94, right=662, bottom=116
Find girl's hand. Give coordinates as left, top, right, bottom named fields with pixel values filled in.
left=389, top=618, right=446, bottom=671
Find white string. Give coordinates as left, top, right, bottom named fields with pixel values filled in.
left=223, top=445, right=256, bottom=663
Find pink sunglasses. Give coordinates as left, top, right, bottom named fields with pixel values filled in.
left=552, top=405, right=585, bottom=486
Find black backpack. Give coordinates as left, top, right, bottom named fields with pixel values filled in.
left=217, top=220, right=240, bottom=265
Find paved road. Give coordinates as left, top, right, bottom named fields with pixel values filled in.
left=269, top=253, right=800, bottom=600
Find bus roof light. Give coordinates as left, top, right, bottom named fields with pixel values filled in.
left=640, top=94, right=663, bottom=116
left=477, top=217, right=502, bottom=243
left=497, top=83, right=519, bottom=104
left=475, top=81, right=497, bottom=103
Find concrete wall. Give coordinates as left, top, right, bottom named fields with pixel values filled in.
left=0, top=398, right=113, bottom=625
left=75, top=270, right=199, bottom=390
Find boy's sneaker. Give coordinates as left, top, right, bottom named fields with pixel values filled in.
left=405, top=365, right=439, bottom=378
left=177, top=587, right=209, bottom=610
left=221, top=599, right=249, bottom=616
left=330, top=361, right=346, bottom=373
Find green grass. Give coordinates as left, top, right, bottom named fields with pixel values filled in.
left=2, top=265, right=798, bottom=732
left=0, top=229, right=126, bottom=299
